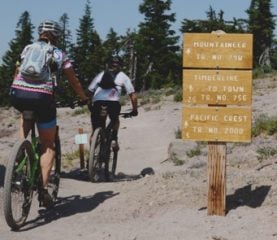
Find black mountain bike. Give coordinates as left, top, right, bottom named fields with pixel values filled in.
left=88, top=107, right=132, bottom=182
left=3, top=110, right=61, bottom=230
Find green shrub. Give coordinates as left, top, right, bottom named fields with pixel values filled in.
left=174, top=127, right=182, bottom=139
left=174, top=88, right=182, bottom=102
left=252, top=114, right=277, bottom=136
left=257, top=146, right=277, bottom=161
left=171, top=153, right=184, bottom=166
left=186, top=147, right=201, bottom=158
left=72, top=106, right=89, bottom=116
left=253, top=67, right=274, bottom=79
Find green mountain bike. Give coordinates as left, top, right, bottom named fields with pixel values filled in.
left=3, top=110, right=61, bottom=230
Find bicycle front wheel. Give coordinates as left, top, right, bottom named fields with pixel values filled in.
left=48, top=126, right=61, bottom=202
left=3, top=139, right=34, bottom=230
left=88, top=128, right=102, bottom=182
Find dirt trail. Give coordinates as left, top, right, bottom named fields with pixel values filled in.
left=0, top=86, right=276, bottom=240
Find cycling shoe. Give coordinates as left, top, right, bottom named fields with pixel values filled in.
left=111, top=140, right=120, bottom=151
left=38, top=189, right=54, bottom=209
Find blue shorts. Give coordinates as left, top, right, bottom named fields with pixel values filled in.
left=10, top=88, right=57, bottom=129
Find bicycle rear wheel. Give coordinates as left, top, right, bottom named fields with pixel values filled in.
left=48, top=126, right=61, bottom=202
left=88, top=128, right=102, bottom=182
left=3, top=139, right=34, bottom=230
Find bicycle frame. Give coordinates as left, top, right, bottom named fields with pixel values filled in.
left=15, top=124, right=41, bottom=190
left=20, top=110, right=61, bottom=195
left=29, top=126, right=41, bottom=189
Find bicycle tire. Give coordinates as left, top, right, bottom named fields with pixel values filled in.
left=3, top=139, right=34, bottom=230
left=111, top=150, right=118, bottom=178
left=104, top=142, right=118, bottom=181
left=88, top=128, right=102, bottom=182
left=48, top=126, right=61, bottom=201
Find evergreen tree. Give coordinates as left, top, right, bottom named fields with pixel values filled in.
left=180, top=6, right=247, bottom=33
left=102, top=28, right=138, bottom=83
left=120, top=30, right=138, bottom=85
left=90, top=29, right=105, bottom=74
left=55, top=13, right=75, bottom=103
left=0, top=11, right=34, bottom=106
left=59, top=13, right=73, bottom=52
left=271, top=39, right=277, bottom=69
left=71, top=0, right=103, bottom=88
left=136, top=0, right=180, bottom=90
left=102, top=28, right=121, bottom=61
left=246, top=0, right=276, bottom=67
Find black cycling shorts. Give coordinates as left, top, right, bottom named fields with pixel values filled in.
left=10, top=88, right=57, bottom=129
left=90, top=101, right=121, bottom=129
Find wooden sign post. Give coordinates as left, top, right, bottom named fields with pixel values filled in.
left=75, top=128, right=88, bottom=169
left=78, top=128, right=85, bottom=169
left=182, top=32, right=253, bottom=216
left=207, top=142, right=226, bottom=215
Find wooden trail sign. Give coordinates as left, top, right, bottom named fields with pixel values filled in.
left=183, top=69, right=252, bottom=105
left=182, top=106, right=252, bottom=142
left=182, top=31, right=253, bottom=216
left=183, top=33, right=253, bottom=69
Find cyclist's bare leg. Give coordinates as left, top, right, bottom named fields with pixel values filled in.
left=38, top=126, right=56, bottom=188
left=112, top=118, right=120, bottom=151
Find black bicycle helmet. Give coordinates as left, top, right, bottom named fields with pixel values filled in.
left=38, top=20, right=62, bottom=37
left=108, top=56, right=123, bottom=68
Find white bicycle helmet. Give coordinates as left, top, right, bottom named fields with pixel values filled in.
left=38, top=20, right=62, bottom=37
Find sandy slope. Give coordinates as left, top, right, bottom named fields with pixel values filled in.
left=0, top=77, right=276, bottom=240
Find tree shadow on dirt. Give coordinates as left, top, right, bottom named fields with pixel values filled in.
left=0, top=164, right=5, bottom=187
left=226, top=184, right=271, bottom=213
left=17, top=191, right=119, bottom=231
left=61, top=167, right=155, bottom=183
left=60, top=168, right=90, bottom=181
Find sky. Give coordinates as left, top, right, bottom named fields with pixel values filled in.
left=0, top=0, right=276, bottom=61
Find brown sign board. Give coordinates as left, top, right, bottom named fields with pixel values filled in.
left=183, top=69, right=252, bottom=105
left=183, top=33, right=253, bottom=69
left=182, top=106, right=251, bottom=142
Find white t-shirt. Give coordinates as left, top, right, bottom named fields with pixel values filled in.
left=88, top=71, right=135, bottom=102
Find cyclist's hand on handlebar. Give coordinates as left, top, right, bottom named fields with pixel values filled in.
left=86, top=98, right=93, bottom=112
left=130, top=109, right=138, bottom=117
left=122, top=110, right=138, bottom=118
left=122, top=113, right=131, bottom=118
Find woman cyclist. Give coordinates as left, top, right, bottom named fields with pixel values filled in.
left=10, top=20, right=88, bottom=207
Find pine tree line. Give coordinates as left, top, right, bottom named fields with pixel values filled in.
left=0, top=0, right=276, bottom=106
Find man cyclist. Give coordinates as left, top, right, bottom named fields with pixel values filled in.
left=88, top=56, right=138, bottom=150
left=10, top=20, right=88, bottom=207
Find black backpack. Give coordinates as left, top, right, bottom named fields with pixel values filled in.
left=98, top=70, right=119, bottom=89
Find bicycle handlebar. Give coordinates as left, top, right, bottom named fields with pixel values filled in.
left=120, top=112, right=135, bottom=119
left=56, top=100, right=138, bottom=119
